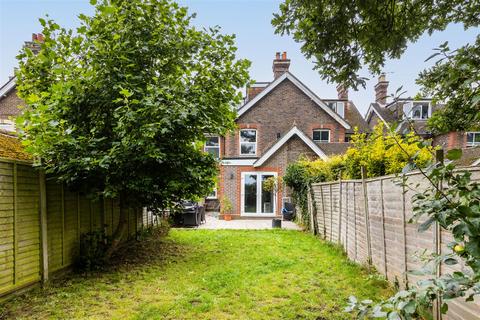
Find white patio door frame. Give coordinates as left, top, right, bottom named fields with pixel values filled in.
left=240, top=171, right=277, bottom=217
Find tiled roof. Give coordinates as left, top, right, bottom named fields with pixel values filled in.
left=345, top=101, right=369, bottom=133
left=0, top=130, right=32, bottom=161
left=315, top=142, right=350, bottom=156
left=370, top=102, right=396, bottom=124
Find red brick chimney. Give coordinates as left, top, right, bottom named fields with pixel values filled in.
left=25, top=33, right=44, bottom=55
left=375, top=73, right=389, bottom=105
left=272, top=51, right=290, bottom=79
left=336, top=84, right=348, bottom=100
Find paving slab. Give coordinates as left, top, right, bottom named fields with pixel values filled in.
left=196, top=213, right=302, bottom=230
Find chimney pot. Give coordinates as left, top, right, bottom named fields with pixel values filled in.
left=36, top=33, right=45, bottom=43
left=374, top=73, right=389, bottom=105
left=32, top=33, right=37, bottom=41
left=282, top=52, right=287, bottom=60
left=275, top=52, right=280, bottom=60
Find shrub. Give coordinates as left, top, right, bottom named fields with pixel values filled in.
left=76, top=231, right=110, bottom=272
left=343, top=123, right=434, bottom=179
left=283, top=123, right=435, bottom=226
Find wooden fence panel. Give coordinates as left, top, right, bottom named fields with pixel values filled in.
left=15, top=165, right=40, bottom=286
left=0, top=162, right=15, bottom=293
left=46, top=181, right=63, bottom=273
left=0, top=159, right=151, bottom=297
left=309, top=168, right=480, bottom=319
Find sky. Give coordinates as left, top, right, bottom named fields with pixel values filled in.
left=1, top=0, right=478, bottom=115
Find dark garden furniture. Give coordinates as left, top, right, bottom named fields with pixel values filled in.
left=282, top=202, right=295, bottom=221
left=180, top=201, right=200, bottom=226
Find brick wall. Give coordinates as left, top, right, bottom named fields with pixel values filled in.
left=0, top=89, right=24, bottom=121
left=220, top=136, right=317, bottom=217
left=224, top=79, right=347, bottom=158
left=433, top=131, right=467, bottom=149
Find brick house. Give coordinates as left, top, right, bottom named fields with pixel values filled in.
left=0, top=76, right=23, bottom=132
left=205, top=52, right=368, bottom=218
left=365, top=74, right=480, bottom=165
left=0, top=34, right=42, bottom=132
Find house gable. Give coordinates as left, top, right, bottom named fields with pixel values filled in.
left=237, top=72, right=350, bottom=129
left=226, top=76, right=350, bottom=158
left=254, top=126, right=327, bottom=167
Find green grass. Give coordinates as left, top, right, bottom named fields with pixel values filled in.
left=2, top=229, right=391, bottom=319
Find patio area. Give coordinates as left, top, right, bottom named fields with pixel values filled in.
left=197, top=213, right=302, bottom=230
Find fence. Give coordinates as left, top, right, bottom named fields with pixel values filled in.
left=0, top=158, right=156, bottom=298
left=308, top=167, right=480, bottom=320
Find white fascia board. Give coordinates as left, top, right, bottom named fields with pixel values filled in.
left=221, top=158, right=256, bottom=166
left=237, top=72, right=351, bottom=130
left=0, top=77, right=16, bottom=98
left=253, top=126, right=328, bottom=168
left=472, top=158, right=480, bottom=166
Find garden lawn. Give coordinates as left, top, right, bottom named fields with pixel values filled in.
left=2, top=229, right=391, bottom=319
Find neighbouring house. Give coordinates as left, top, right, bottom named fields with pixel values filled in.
left=205, top=52, right=369, bottom=218
left=365, top=74, right=480, bottom=165
left=0, top=33, right=43, bottom=132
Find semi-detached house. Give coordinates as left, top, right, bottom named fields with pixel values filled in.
left=205, top=52, right=369, bottom=219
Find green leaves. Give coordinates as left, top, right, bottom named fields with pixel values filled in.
left=446, top=148, right=462, bottom=161
left=15, top=0, right=250, bottom=210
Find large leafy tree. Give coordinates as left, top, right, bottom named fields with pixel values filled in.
left=272, top=0, right=480, bottom=132
left=16, top=0, right=250, bottom=251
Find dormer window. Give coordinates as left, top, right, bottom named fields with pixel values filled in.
left=204, top=136, right=220, bottom=159
left=326, top=101, right=345, bottom=118
left=240, top=129, right=257, bottom=155
left=467, top=132, right=480, bottom=147
left=403, top=102, right=431, bottom=120
left=313, top=129, right=330, bottom=143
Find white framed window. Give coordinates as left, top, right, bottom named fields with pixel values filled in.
left=326, top=101, right=345, bottom=118
left=204, top=136, right=220, bottom=159
left=467, top=132, right=480, bottom=147
left=312, top=129, right=330, bottom=142
left=206, top=188, right=217, bottom=199
left=403, top=102, right=431, bottom=120
left=239, top=129, right=257, bottom=155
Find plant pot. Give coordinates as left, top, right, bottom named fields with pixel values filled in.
left=223, top=214, right=232, bottom=221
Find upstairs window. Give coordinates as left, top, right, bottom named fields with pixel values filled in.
left=403, top=102, right=431, bottom=120
left=240, top=129, right=257, bottom=155
left=204, top=136, right=220, bottom=159
left=326, top=101, right=345, bottom=118
left=467, top=132, right=480, bottom=147
left=313, top=129, right=330, bottom=142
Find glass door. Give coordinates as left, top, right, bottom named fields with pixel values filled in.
left=241, top=172, right=276, bottom=216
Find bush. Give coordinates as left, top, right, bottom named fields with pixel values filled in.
left=76, top=231, right=110, bottom=272
left=283, top=123, right=435, bottom=225
left=344, top=123, right=434, bottom=179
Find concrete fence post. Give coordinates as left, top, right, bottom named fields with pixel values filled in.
left=380, top=179, right=388, bottom=279
left=338, top=178, right=342, bottom=245
left=320, top=186, right=327, bottom=239
left=361, top=166, right=372, bottom=265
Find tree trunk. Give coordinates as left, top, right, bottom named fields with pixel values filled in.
left=105, top=193, right=128, bottom=258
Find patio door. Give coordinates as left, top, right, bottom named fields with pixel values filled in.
left=241, top=172, right=277, bottom=216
